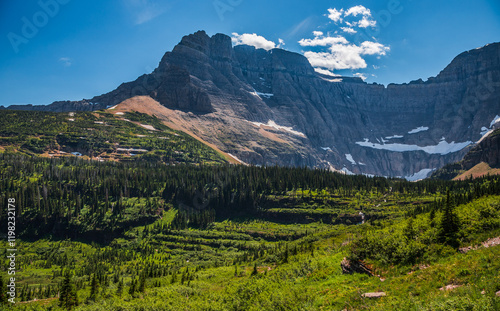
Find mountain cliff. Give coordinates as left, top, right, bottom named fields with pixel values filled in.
left=4, top=31, right=500, bottom=178
left=432, top=127, right=500, bottom=180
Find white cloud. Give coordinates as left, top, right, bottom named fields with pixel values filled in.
left=300, top=5, right=388, bottom=73
left=341, top=27, right=357, bottom=34
left=298, top=35, right=348, bottom=47
left=358, top=16, right=377, bottom=28
left=300, top=35, right=390, bottom=70
left=345, top=5, right=371, bottom=17
left=327, top=8, right=344, bottom=23
left=304, top=51, right=367, bottom=70
left=277, top=38, right=285, bottom=48
left=327, top=5, right=377, bottom=29
left=314, top=68, right=340, bottom=76
left=353, top=73, right=367, bottom=80
left=59, top=57, right=72, bottom=67
left=360, top=41, right=390, bottom=55
left=231, top=33, right=276, bottom=50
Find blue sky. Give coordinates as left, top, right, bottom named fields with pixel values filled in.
left=1, top=0, right=499, bottom=106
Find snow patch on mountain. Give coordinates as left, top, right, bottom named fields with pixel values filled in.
left=490, top=115, right=500, bottom=127
left=355, top=138, right=472, bottom=155
left=408, top=126, right=429, bottom=134
left=249, top=120, right=306, bottom=137
left=340, top=167, right=354, bottom=175
left=405, top=168, right=435, bottom=181
left=249, top=88, right=273, bottom=98
left=345, top=154, right=356, bottom=165
left=385, top=135, right=403, bottom=139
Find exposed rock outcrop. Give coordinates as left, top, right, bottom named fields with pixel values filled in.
left=361, top=292, right=386, bottom=298
left=341, top=257, right=373, bottom=276
left=432, top=129, right=500, bottom=180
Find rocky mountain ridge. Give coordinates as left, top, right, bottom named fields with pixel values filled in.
left=3, top=31, right=500, bottom=179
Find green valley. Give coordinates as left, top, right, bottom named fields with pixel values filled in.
left=0, top=146, right=499, bottom=310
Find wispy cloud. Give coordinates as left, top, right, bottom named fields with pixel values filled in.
left=277, top=38, right=285, bottom=48
left=123, top=0, right=167, bottom=25
left=59, top=57, right=72, bottom=67
left=287, top=16, right=315, bottom=37
left=353, top=72, right=367, bottom=80
left=231, top=33, right=277, bottom=50
left=298, top=35, right=348, bottom=47
left=314, top=68, right=340, bottom=76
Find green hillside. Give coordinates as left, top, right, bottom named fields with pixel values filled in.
left=0, top=109, right=226, bottom=165
left=0, top=153, right=499, bottom=310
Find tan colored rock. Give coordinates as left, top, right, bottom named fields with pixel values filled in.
left=362, top=292, right=386, bottom=298
left=440, top=284, right=462, bottom=291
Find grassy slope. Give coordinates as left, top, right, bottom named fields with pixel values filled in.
left=0, top=109, right=226, bottom=165
left=3, top=193, right=499, bottom=311
left=453, top=162, right=500, bottom=181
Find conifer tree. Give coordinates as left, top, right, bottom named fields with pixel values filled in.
left=59, top=272, right=78, bottom=310
left=138, top=273, right=146, bottom=293
left=128, top=279, right=136, bottom=296
left=89, top=274, right=98, bottom=301
left=438, top=190, right=461, bottom=248
left=116, top=279, right=123, bottom=297
left=251, top=263, right=258, bottom=276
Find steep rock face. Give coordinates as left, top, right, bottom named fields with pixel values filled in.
left=4, top=31, right=500, bottom=179
left=462, top=130, right=500, bottom=170
left=431, top=128, right=500, bottom=180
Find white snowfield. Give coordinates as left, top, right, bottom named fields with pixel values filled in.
left=340, top=167, right=354, bottom=175
left=405, top=168, right=435, bottom=182
left=477, top=115, right=500, bottom=143
left=321, top=147, right=331, bottom=151
left=249, top=88, right=274, bottom=98
left=385, top=135, right=403, bottom=139
left=249, top=120, right=306, bottom=137
left=408, top=126, right=429, bottom=134
left=345, top=154, right=356, bottom=165
left=320, top=77, right=343, bottom=83
left=490, top=115, right=500, bottom=127
left=355, top=138, right=472, bottom=155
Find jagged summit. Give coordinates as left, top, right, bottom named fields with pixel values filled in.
left=2, top=31, right=500, bottom=179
